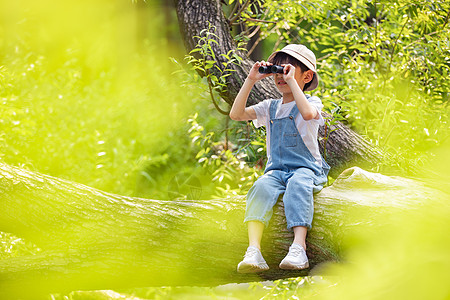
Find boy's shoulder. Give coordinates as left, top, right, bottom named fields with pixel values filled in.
left=252, top=98, right=279, bottom=109
left=250, top=99, right=280, bottom=123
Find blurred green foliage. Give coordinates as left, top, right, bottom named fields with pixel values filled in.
left=0, top=0, right=214, bottom=199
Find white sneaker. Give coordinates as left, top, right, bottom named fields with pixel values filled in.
left=279, top=243, right=309, bottom=270
left=237, top=246, right=269, bottom=273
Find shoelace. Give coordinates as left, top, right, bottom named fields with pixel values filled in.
left=289, top=247, right=303, bottom=257
left=244, top=247, right=258, bottom=258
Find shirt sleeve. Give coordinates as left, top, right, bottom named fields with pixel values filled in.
left=250, top=99, right=271, bottom=128
left=308, top=95, right=325, bottom=126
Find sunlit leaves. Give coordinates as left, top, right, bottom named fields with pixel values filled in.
left=187, top=113, right=262, bottom=198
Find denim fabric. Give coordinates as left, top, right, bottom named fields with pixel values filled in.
left=245, top=100, right=330, bottom=229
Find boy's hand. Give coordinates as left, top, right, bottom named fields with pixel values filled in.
left=282, top=64, right=296, bottom=83
left=247, top=61, right=273, bottom=82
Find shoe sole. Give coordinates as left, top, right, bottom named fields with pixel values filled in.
left=279, top=261, right=309, bottom=270
left=237, top=262, right=269, bottom=273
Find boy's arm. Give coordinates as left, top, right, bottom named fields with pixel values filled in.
left=229, top=62, right=272, bottom=121
left=229, top=78, right=257, bottom=121
left=284, top=65, right=320, bottom=121
left=290, top=83, right=320, bottom=120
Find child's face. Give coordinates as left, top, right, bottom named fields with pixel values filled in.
left=273, top=65, right=313, bottom=94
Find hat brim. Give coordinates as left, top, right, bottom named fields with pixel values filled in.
left=268, top=49, right=319, bottom=91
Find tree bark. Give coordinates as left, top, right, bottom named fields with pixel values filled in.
left=0, top=163, right=439, bottom=298
left=174, top=0, right=385, bottom=177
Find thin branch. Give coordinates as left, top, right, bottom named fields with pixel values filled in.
left=317, top=53, right=332, bottom=62
left=441, top=8, right=450, bottom=30
left=388, top=16, right=410, bottom=70
left=206, top=72, right=230, bottom=115
left=228, top=0, right=252, bottom=25
left=403, top=30, right=443, bottom=49
left=273, top=28, right=283, bottom=52
left=247, top=24, right=261, bottom=38
left=233, top=17, right=276, bottom=25
left=232, top=21, right=257, bottom=38
left=231, top=5, right=271, bottom=46
left=227, top=0, right=240, bottom=21
left=246, top=24, right=262, bottom=56
left=247, top=35, right=261, bottom=56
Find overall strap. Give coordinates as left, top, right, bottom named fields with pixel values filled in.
left=289, top=94, right=312, bottom=119
left=288, top=102, right=299, bottom=119
left=269, top=99, right=281, bottom=120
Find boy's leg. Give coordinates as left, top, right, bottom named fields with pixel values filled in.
left=238, top=171, right=285, bottom=273
left=248, top=220, right=265, bottom=250
left=282, top=168, right=316, bottom=230
left=279, top=168, right=316, bottom=270
left=237, top=220, right=268, bottom=273
left=293, top=225, right=308, bottom=250
left=280, top=222, right=310, bottom=270
left=244, top=170, right=285, bottom=229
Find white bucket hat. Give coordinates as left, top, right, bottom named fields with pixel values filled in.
left=268, top=44, right=319, bottom=91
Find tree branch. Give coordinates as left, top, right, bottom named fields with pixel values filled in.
left=228, top=0, right=252, bottom=25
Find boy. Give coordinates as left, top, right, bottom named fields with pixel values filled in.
left=229, top=44, right=329, bottom=273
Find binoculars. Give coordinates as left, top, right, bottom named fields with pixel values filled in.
left=258, top=65, right=284, bottom=74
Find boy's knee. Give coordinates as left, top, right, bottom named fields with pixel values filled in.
left=250, top=178, right=269, bottom=195
left=249, top=174, right=281, bottom=198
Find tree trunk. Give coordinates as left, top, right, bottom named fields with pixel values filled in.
left=174, top=0, right=385, bottom=177
left=0, top=163, right=439, bottom=298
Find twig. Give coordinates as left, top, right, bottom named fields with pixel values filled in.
left=403, top=30, right=443, bottom=49
left=206, top=72, right=230, bottom=115
left=388, top=16, right=410, bottom=70
left=247, top=34, right=261, bottom=56
left=247, top=24, right=261, bottom=38
left=233, top=17, right=276, bottom=25
left=317, top=53, right=332, bottom=62
left=228, top=0, right=252, bottom=25
left=227, top=0, right=240, bottom=21
left=442, top=8, right=450, bottom=30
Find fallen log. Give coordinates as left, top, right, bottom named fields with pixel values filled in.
left=0, top=163, right=440, bottom=298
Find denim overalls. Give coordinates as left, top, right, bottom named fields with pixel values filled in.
left=245, top=99, right=330, bottom=229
